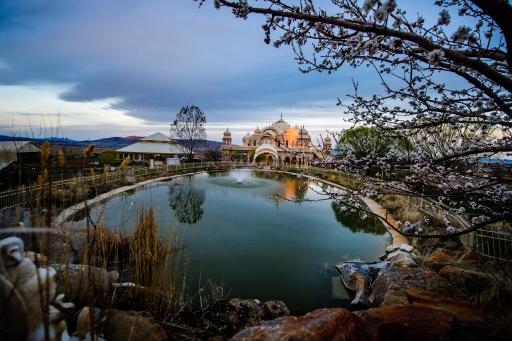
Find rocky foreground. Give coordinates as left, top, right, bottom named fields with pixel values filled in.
left=4, top=235, right=510, bottom=340
left=53, top=245, right=512, bottom=340
left=228, top=244, right=510, bottom=341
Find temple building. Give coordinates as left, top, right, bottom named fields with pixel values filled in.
left=221, top=115, right=331, bottom=165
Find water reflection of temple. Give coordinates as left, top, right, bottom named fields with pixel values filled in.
left=221, top=115, right=332, bottom=165
left=282, top=178, right=309, bottom=202
left=283, top=179, right=296, bottom=201
left=255, top=171, right=309, bottom=202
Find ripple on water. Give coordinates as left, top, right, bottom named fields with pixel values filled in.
left=208, top=176, right=269, bottom=189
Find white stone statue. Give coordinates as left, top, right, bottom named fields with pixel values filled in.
left=0, top=236, right=74, bottom=341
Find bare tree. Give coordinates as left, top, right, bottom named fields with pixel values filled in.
left=170, top=106, right=207, bottom=161
left=197, top=0, right=512, bottom=237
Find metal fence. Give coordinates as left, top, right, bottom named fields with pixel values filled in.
left=2, top=162, right=510, bottom=261
left=471, top=229, right=512, bottom=262
left=288, top=165, right=511, bottom=262
left=0, top=161, right=237, bottom=210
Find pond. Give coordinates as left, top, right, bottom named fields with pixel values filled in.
left=71, top=168, right=388, bottom=312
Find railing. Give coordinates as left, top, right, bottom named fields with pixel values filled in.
left=0, top=161, right=241, bottom=210
left=471, top=229, right=512, bottom=262
left=283, top=164, right=511, bottom=262
left=2, top=161, right=509, bottom=262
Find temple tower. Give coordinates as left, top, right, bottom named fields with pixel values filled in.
left=323, top=136, right=332, bottom=154
left=223, top=128, right=232, bottom=145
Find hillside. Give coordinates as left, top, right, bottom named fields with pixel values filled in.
left=0, top=135, right=222, bottom=150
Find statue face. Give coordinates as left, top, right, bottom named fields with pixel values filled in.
left=0, top=237, right=25, bottom=268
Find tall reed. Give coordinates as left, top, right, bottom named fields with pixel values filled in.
left=128, top=209, right=184, bottom=320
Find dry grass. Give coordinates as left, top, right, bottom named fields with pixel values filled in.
left=1, top=142, right=186, bottom=338
left=397, top=206, right=424, bottom=224
left=126, top=209, right=185, bottom=318
left=20, top=208, right=186, bottom=340
left=130, top=209, right=165, bottom=286
left=379, top=194, right=406, bottom=213
left=309, top=169, right=363, bottom=191
left=380, top=194, right=423, bottom=222
left=68, top=208, right=186, bottom=317
left=85, top=226, right=129, bottom=268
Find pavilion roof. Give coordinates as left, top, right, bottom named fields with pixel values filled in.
left=116, top=141, right=189, bottom=154
left=140, top=132, right=172, bottom=143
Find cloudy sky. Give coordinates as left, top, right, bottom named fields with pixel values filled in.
left=0, top=0, right=446, bottom=143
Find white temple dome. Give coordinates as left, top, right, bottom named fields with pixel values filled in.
left=298, top=127, right=309, bottom=136
left=223, top=129, right=231, bottom=136
left=271, top=117, right=290, bottom=133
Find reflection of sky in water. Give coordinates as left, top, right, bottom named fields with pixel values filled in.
left=70, top=169, right=386, bottom=312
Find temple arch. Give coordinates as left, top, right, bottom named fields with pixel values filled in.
left=254, top=144, right=279, bottom=165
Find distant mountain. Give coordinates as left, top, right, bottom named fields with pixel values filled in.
left=201, top=140, right=222, bottom=151
left=80, top=136, right=143, bottom=148
left=0, top=135, right=79, bottom=144
left=0, top=135, right=222, bottom=150
left=0, top=135, right=139, bottom=148
left=175, top=139, right=222, bottom=152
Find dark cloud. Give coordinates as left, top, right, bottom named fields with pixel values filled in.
left=0, top=0, right=370, bottom=124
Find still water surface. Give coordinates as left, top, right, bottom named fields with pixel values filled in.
left=72, top=169, right=388, bottom=311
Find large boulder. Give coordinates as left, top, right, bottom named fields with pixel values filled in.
left=370, top=262, right=454, bottom=306
left=231, top=308, right=368, bottom=341
left=441, top=265, right=512, bottom=314
left=262, top=300, right=290, bottom=320
left=109, top=283, right=177, bottom=315
left=399, top=244, right=414, bottom=253
left=386, top=249, right=414, bottom=263
left=406, top=288, right=488, bottom=326
left=404, top=288, right=503, bottom=339
left=232, top=305, right=480, bottom=341
left=355, top=305, right=455, bottom=341
left=208, top=298, right=262, bottom=333
left=425, top=248, right=462, bottom=271
left=385, top=244, right=400, bottom=254
left=351, top=275, right=371, bottom=308
left=336, top=261, right=388, bottom=307
left=438, top=265, right=488, bottom=294
left=205, top=299, right=290, bottom=337
left=100, top=309, right=167, bottom=341
left=426, top=248, right=460, bottom=263
left=337, top=262, right=369, bottom=292
left=74, top=306, right=105, bottom=339
left=54, top=264, right=119, bottom=308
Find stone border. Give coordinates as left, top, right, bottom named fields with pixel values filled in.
left=53, top=171, right=207, bottom=226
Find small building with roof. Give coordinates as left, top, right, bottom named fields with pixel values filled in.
left=0, top=140, right=41, bottom=171
left=116, top=132, right=190, bottom=163
left=0, top=140, right=41, bottom=188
